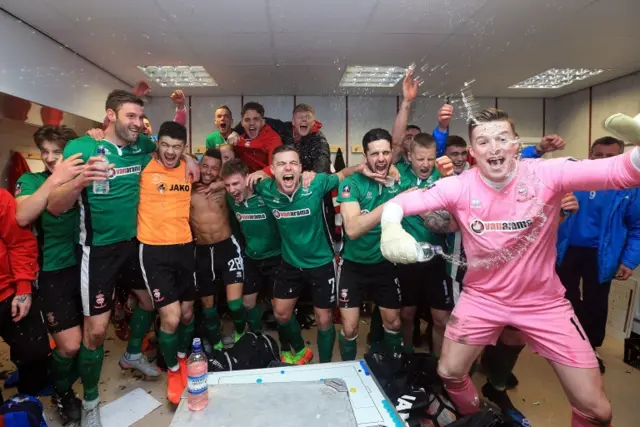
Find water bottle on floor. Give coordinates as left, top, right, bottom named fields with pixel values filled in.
left=417, top=242, right=443, bottom=262
left=187, top=338, right=209, bottom=411
left=93, top=146, right=110, bottom=194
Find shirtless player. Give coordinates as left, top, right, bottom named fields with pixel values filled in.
left=191, top=148, right=246, bottom=349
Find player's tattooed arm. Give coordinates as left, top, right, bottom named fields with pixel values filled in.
left=422, top=210, right=458, bottom=233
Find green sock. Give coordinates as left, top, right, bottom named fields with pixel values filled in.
left=177, top=320, right=195, bottom=355
left=485, top=342, right=525, bottom=389
left=51, top=349, right=77, bottom=394
left=78, top=344, right=104, bottom=402
left=228, top=298, right=247, bottom=335
left=383, top=328, right=403, bottom=357
left=339, top=332, right=357, bottom=361
left=317, top=324, right=335, bottom=363
left=158, top=329, right=179, bottom=369
left=369, top=306, right=384, bottom=344
left=126, top=307, right=156, bottom=355
left=202, top=306, right=221, bottom=346
left=278, top=317, right=305, bottom=353
left=278, top=327, right=291, bottom=353
left=246, top=305, right=263, bottom=331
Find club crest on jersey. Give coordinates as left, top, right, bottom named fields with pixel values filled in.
left=272, top=208, right=311, bottom=219
left=342, top=185, right=351, bottom=198
left=14, top=182, right=21, bottom=196
left=469, top=218, right=533, bottom=235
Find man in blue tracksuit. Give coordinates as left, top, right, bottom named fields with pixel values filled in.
left=556, top=136, right=640, bottom=373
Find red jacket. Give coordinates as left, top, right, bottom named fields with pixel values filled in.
left=235, top=124, right=283, bottom=175
left=0, top=189, right=37, bottom=302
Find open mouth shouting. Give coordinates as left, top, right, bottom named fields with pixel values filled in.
left=282, top=174, right=295, bottom=185
left=487, top=156, right=506, bottom=170
left=246, top=125, right=258, bottom=139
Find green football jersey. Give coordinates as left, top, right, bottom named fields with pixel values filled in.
left=227, top=192, right=281, bottom=260
left=205, top=131, right=226, bottom=148
left=337, top=173, right=401, bottom=264
left=398, top=167, right=444, bottom=246
left=63, top=135, right=155, bottom=247
left=255, top=173, right=339, bottom=268
left=15, top=172, right=78, bottom=271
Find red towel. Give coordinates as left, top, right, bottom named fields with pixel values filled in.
left=6, top=152, right=31, bottom=195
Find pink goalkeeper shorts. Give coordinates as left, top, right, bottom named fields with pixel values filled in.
left=445, top=292, right=598, bottom=369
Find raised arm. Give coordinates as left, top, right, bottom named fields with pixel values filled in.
left=392, top=72, right=416, bottom=164
left=170, top=90, right=187, bottom=126
left=433, top=104, right=453, bottom=157
left=538, top=147, right=640, bottom=194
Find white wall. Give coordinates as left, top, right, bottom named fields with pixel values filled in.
left=545, top=89, right=591, bottom=159
left=0, top=11, right=128, bottom=122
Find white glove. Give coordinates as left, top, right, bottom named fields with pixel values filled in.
left=380, top=222, right=420, bottom=264
left=604, top=113, right=640, bottom=145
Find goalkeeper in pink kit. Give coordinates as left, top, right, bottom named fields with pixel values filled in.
left=379, top=108, right=638, bottom=426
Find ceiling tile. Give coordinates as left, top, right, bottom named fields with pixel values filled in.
left=366, top=0, right=490, bottom=34
left=268, top=0, right=377, bottom=33
left=348, top=33, right=448, bottom=66
left=273, top=33, right=358, bottom=65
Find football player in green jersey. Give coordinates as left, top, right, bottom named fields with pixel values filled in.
left=48, top=90, right=162, bottom=427
left=395, top=133, right=452, bottom=356
left=337, top=128, right=411, bottom=360
left=221, top=159, right=282, bottom=332
left=14, top=125, right=85, bottom=423
left=249, top=145, right=385, bottom=364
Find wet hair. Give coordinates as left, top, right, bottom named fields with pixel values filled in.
left=157, top=121, right=187, bottom=144
left=221, top=158, right=250, bottom=178
left=446, top=135, right=468, bottom=149
left=271, top=144, right=299, bottom=162
left=410, top=133, right=436, bottom=151
left=591, top=136, right=624, bottom=154
left=215, top=105, right=232, bottom=118
left=406, top=124, right=421, bottom=133
left=241, top=102, right=265, bottom=118
left=293, top=104, right=315, bottom=115
left=362, top=128, right=392, bottom=154
left=105, top=90, right=144, bottom=114
left=33, top=125, right=78, bottom=150
left=203, top=148, right=222, bottom=162
left=468, top=108, right=516, bottom=138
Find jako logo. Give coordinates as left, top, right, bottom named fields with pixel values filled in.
left=272, top=208, right=311, bottom=219
left=469, top=218, right=533, bottom=235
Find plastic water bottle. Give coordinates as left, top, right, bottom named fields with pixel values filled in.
left=93, top=146, right=110, bottom=194
left=417, top=242, right=443, bottom=262
left=187, top=338, right=209, bottom=411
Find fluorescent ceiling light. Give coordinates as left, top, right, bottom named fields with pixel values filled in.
left=137, top=65, right=218, bottom=87
left=509, top=68, right=605, bottom=89
left=339, top=66, right=406, bottom=88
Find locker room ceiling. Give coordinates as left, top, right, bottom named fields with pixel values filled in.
left=2, top=0, right=638, bottom=98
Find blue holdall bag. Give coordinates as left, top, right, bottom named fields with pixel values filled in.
left=0, top=394, right=48, bottom=427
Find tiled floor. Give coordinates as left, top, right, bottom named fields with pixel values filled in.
left=0, top=320, right=637, bottom=427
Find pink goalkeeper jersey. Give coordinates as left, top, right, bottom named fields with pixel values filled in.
left=392, top=152, right=640, bottom=306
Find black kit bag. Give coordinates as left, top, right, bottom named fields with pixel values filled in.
left=208, top=331, right=280, bottom=372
